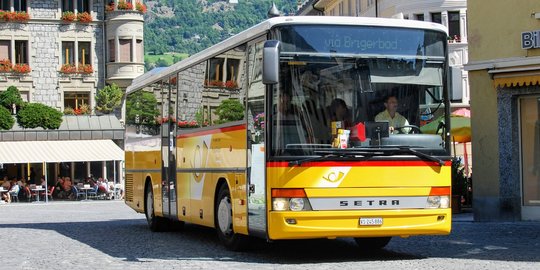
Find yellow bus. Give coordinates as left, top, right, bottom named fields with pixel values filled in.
left=124, top=16, right=452, bottom=251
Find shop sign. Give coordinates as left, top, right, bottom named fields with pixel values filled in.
left=522, top=30, right=540, bottom=49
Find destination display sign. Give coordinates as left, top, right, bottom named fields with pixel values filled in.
left=278, top=25, right=446, bottom=57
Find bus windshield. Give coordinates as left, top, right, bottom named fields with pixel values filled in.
left=271, top=25, right=448, bottom=158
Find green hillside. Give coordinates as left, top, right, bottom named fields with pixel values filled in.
left=144, top=0, right=299, bottom=68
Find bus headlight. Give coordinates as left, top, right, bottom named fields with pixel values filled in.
left=271, top=189, right=312, bottom=211
left=289, top=198, right=305, bottom=211
left=273, top=198, right=289, bottom=211
left=427, top=195, right=450, bottom=208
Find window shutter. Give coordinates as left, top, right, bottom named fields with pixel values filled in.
left=119, top=40, right=131, bottom=62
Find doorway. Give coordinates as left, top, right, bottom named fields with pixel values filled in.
left=520, top=95, right=540, bottom=220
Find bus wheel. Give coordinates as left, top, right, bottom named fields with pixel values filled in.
left=215, top=184, right=249, bottom=251
left=354, top=237, right=392, bottom=251
left=145, top=182, right=167, bottom=232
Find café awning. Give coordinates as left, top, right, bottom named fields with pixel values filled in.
left=0, top=140, right=124, bottom=164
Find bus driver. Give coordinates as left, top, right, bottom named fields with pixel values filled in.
left=375, top=95, right=409, bottom=133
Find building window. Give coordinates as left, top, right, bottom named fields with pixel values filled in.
left=108, top=39, right=115, bottom=62
left=448, top=11, right=461, bottom=40
left=62, top=41, right=91, bottom=67
left=78, top=42, right=91, bottom=65
left=119, top=39, right=131, bottom=62
left=62, top=0, right=74, bottom=12
left=77, top=0, right=90, bottom=13
left=415, top=14, right=424, bottom=21
left=14, top=0, right=26, bottom=12
left=338, top=2, right=344, bottom=16
left=63, top=0, right=90, bottom=13
left=0, top=40, right=10, bottom=61
left=136, top=39, right=143, bottom=63
left=64, top=92, right=90, bottom=111
left=62, top=41, right=75, bottom=65
left=15, top=40, right=28, bottom=64
left=431, top=12, right=442, bottom=24
left=206, top=58, right=225, bottom=85
left=0, top=0, right=9, bottom=11
left=0, top=0, right=27, bottom=12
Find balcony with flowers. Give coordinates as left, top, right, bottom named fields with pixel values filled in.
left=106, top=1, right=146, bottom=20
left=0, top=10, right=30, bottom=23
left=59, top=63, right=94, bottom=75
left=0, top=59, right=32, bottom=84
left=61, top=10, right=92, bottom=24
left=0, top=59, right=31, bottom=75
left=58, top=64, right=94, bottom=83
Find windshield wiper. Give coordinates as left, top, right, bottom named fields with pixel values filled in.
left=288, top=149, right=374, bottom=166
left=352, top=146, right=445, bottom=166
left=394, top=146, right=445, bottom=166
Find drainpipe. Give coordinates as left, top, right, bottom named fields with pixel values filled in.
left=375, top=0, right=378, bottom=17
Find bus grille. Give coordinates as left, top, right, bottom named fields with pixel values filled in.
left=125, top=174, right=134, bottom=202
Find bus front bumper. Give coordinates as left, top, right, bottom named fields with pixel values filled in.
left=267, top=209, right=451, bottom=240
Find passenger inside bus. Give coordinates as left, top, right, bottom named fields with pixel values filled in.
left=328, top=98, right=353, bottom=129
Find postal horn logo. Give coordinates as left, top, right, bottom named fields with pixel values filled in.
left=322, top=171, right=344, bottom=183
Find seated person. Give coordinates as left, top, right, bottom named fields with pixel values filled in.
left=9, top=180, right=20, bottom=195
left=375, top=95, right=409, bottom=133
left=328, top=98, right=352, bottom=128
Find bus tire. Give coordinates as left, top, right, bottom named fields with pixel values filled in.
left=354, top=237, right=392, bottom=251
left=215, top=184, right=249, bottom=251
left=145, top=182, right=167, bottom=232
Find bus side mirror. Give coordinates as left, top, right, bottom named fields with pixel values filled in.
left=262, top=40, right=280, bottom=85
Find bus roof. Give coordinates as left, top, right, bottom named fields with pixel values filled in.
left=127, top=16, right=448, bottom=94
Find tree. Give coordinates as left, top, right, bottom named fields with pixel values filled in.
left=214, top=99, right=244, bottom=124
left=0, top=85, right=24, bottom=113
left=95, top=83, right=123, bottom=114
left=126, top=90, right=160, bottom=134
left=0, top=105, right=15, bottom=130
left=17, top=103, right=63, bottom=129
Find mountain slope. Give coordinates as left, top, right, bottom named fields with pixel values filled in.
left=144, top=0, right=299, bottom=56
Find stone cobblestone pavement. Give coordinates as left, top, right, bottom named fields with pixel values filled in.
left=0, top=201, right=539, bottom=270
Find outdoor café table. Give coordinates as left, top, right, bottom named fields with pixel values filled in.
left=79, top=186, right=92, bottom=201
left=31, top=186, right=45, bottom=202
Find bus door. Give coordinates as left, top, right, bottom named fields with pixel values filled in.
left=246, top=38, right=267, bottom=236
left=160, top=76, right=178, bottom=219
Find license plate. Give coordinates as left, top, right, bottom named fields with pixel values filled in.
left=359, top=217, right=383, bottom=226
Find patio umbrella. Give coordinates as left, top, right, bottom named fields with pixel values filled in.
left=420, top=114, right=471, bottom=143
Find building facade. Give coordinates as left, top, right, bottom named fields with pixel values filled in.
left=466, top=0, right=540, bottom=221
left=0, top=0, right=145, bottom=185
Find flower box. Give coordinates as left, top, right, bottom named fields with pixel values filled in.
left=60, top=64, right=77, bottom=74
left=105, top=3, right=115, bottom=12
left=12, top=63, right=31, bottom=74
left=78, top=64, right=93, bottom=74
left=0, top=59, right=12, bottom=72
left=225, top=80, right=238, bottom=89
left=77, top=12, right=92, bottom=23
left=136, top=1, right=147, bottom=13
left=117, top=1, right=134, bottom=10
left=61, top=11, right=76, bottom=22
left=178, top=120, right=200, bottom=128
left=0, top=11, right=30, bottom=22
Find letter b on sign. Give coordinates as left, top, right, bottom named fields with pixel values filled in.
left=522, top=32, right=533, bottom=49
